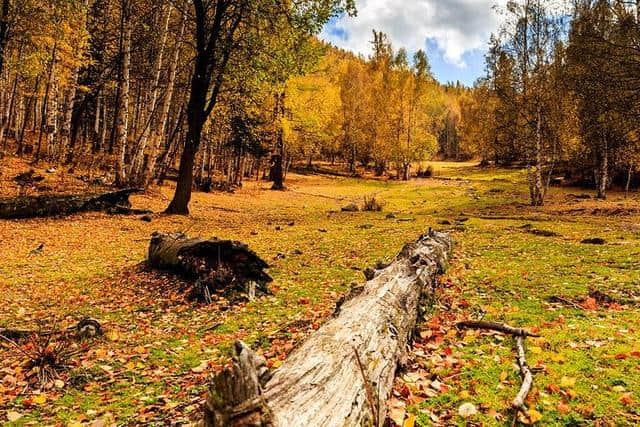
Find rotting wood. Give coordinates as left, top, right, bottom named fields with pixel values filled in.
left=0, top=188, right=146, bottom=219
left=0, top=318, right=103, bottom=341
left=202, top=230, right=453, bottom=427
left=148, top=232, right=272, bottom=303
left=203, top=341, right=274, bottom=427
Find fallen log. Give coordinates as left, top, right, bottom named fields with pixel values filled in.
left=148, top=232, right=272, bottom=302
left=203, top=230, right=452, bottom=427
left=0, top=189, right=145, bottom=219
left=0, top=318, right=103, bottom=341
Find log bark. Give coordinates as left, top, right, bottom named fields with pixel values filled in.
left=203, top=230, right=452, bottom=427
left=0, top=189, right=143, bottom=219
left=148, top=232, right=272, bottom=302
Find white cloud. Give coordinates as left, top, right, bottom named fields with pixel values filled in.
left=321, top=0, right=507, bottom=67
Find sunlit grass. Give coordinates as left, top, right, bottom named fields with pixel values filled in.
left=1, top=159, right=639, bottom=424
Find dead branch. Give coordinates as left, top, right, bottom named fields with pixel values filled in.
left=512, top=336, right=534, bottom=412
left=456, top=320, right=540, bottom=337
left=0, top=318, right=102, bottom=341
left=547, top=295, right=584, bottom=310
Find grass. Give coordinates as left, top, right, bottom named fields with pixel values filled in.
left=1, top=157, right=639, bottom=425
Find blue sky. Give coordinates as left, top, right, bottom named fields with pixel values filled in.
left=321, top=0, right=507, bottom=86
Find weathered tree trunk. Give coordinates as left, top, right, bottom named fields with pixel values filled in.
left=0, top=189, right=144, bottom=219
left=203, top=230, right=452, bottom=427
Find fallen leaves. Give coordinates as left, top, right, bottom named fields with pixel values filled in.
left=6, top=411, right=23, bottom=422
left=619, top=393, right=634, bottom=406
left=556, top=401, right=571, bottom=414
left=388, top=397, right=406, bottom=425
left=581, top=297, right=598, bottom=310
left=559, top=376, right=576, bottom=388
left=518, top=408, right=543, bottom=424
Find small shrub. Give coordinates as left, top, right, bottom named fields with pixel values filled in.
left=416, top=165, right=434, bottom=178
left=362, top=196, right=383, bottom=212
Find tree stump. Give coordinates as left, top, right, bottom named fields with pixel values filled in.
left=147, top=232, right=272, bottom=302
left=203, top=230, right=452, bottom=426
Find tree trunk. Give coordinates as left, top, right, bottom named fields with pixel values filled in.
left=59, top=69, right=78, bottom=161
left=597, top=137, right=608, bottom=200
left=203, top=230, right=453, bottom=427
left=0, top=0, right=9, bottom=77
left=165, top=125, right=200, bottom=214
left=402, top=161, right=410, bottom=181
left=130, top=3, right=171, bottom=184
left=270, top=137, right=284, bottom=190
left=142, top=15, right=184, bottom=188
left=0, top=68, right=18, bottom=156
left=115, top=7, right=131, bottom=187
left=34, top=43, right=57, bottom=163
left=532, top=102, right=544, bottom=206
left=625, top=164, right=633, bottom=197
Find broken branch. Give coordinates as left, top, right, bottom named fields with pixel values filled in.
left=456, top=320, right=540, bottom=337
left=512, top=335, right=534, bottom=412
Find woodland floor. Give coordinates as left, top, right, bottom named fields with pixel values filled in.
left=1, top=157, right=639, bottom=426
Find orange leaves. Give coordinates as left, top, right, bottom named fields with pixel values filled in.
left=581, top=297, right=598, bottom=310
left=619, top=393, right=634, bottom=406
left=546, top=383, right=562, bottom=394
left=518, top=408, right=543, bottom=424
left=556, top=401, right=571, bottom=414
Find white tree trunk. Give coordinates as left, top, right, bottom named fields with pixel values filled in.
left=130, top=3, right=171, bottom=184
left=142, top=15, right=184, bottom=187
left=115, top=10, right=131, bottom=187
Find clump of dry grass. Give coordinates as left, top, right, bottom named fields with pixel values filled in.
left=362, top=196, right=383, bottom=212
left=1, top=324, right=81, bottom=387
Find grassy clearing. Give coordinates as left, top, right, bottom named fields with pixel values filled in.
left=1, top=158, right=639, bottom=425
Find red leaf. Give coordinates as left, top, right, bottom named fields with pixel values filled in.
left=581, top=297, right=597, bottom=310
left=546, top=384, right=561, bottom=394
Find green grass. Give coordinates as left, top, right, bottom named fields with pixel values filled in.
left=1, top=162, right=639, bottom=425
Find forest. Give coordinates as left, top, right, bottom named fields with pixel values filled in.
left=0, top=0, right=639, bottom=426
